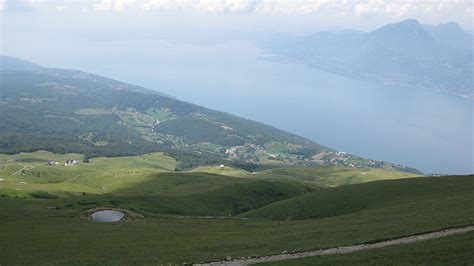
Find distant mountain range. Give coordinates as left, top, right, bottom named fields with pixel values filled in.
left=259, top=19, right=473, bottom=99
left=0, top=56, right=419, bottom=173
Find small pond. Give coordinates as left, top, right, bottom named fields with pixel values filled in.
left=91, top=210, right=125, bottom=222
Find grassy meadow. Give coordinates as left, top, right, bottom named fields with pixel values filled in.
left=259, top=231, right=474, bottom=265
left=256, top=166, right=420, bottom=187
left=0, top=151, right=472, bottom=265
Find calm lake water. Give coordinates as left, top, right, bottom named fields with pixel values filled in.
left=25, top=40, right=473, bottom=175
left=91, top=210, right=125, bottom=222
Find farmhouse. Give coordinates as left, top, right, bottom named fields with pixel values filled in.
left=47, top=160, right=59, bottom=166
left=64, top=160, right=78, bottom=166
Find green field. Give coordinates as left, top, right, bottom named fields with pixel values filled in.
left=259, top=231, right=474, bottom=265
left=241, top=175, right=470, bottom=220
left=0, top=151, right=472, bottom=265
left=0, top=151, right=417, bottom=199
left=188, top=164, right=251, bottom=177
left=0, top=151, right=177, bottom=197
left=256, top=166, right=420, bottom=187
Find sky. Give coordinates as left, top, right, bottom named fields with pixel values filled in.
left=0, top=0, right=473, bottom=33
left=1, top=0, right=472, bottom=62
left=0, top=0, right=472, bottom=174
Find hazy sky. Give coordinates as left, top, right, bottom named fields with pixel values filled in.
left=1, top=0, right=472, bottom=63
left=1, top=0, right=473, bottom=33
left=0, top=1, right=472, bottom=174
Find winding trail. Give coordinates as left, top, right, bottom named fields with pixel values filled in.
left=199, top=225, right=474, bottom=265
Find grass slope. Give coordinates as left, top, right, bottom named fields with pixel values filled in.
left=188, top=165, right=251, bottom=177
left=0, top=152, right=419, bottom=200
left=0, top=175, right=472, bottom=264
left=98, top=172, right=314, bottom=216
left=241, top=175, right=473, bottom=220
left=260, top=231, right=474, bottom=265
left=256, top=166, right=420, bottom=187
left=0, top=151, right=177, bottom=197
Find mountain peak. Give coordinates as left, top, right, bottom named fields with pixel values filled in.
left=398, top=18, right=422, bottom=26
left=430, top=21, right=471, bottom=51
left=371, top=19, right=429, bottom=37
left=364, top=19, right=438, bottom=57
left=434, top=21, right=465, bottom=34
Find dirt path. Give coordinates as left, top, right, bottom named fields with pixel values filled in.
left=199, top=225, right=474, bottom=265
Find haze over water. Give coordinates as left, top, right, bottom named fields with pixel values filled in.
left=21, top=39, right=469, bottom=175
left=154, top=41, right=473, bottom=175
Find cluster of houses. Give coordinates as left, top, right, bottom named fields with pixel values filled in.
left=65, top=160, right=78, bottom=166
left=149, top=120, right=161, bottom=133
left=321, top=151, right=390, bottom=168
left=225, top=146, right=244, bottom=158
left=326, top=151, right=350, bottom=164
left=46, top=160, right=78, bottom=166
left=224, top=144, right=261, bottom=159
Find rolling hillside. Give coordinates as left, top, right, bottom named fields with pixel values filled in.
left=0, top=151, right=418, bottom=213
left=0, top=174, right=472, bottom=264
left=241, top=175, right=473, bottom=221
left=255, top=166, right=420, bottom=187
left=0, top=56, right=414, bottom=172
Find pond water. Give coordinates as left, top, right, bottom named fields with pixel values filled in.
left=91, top=210, right=125, bottom=222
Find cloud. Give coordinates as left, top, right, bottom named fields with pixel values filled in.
left=55, top=5, right=68, bottom=12
left=94, top=0, right=263, bottom=13
left=3, top=0, right=473, bottom=24
left=195, top=0, right=261, bottom=13
left=140, top=0, right=197, bottom=12
left=1, top=0, right=36, bottom=12
left=88, top=0, right=473, bottom=18
left=350, top=0, right=474, bottom=19
left=95, top=0, right=138, bottom=12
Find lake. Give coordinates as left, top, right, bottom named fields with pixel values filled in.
left=22, top=40, right=473, bottom=175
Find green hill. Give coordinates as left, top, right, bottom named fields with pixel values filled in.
left=0, top=151, right=420, bottom=202
left=0, top=63, right=321, bottom=166
left=255, top=166, right=420, bottom=187
left=0, top=151, right=314, bottom=216
left=0, top=56, right=417, bottom=172
left=0, top=175, right=472, bottom=264
left=241, top=175, right=473, bottom=220
left=106, top=172, right=314, bottom=216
